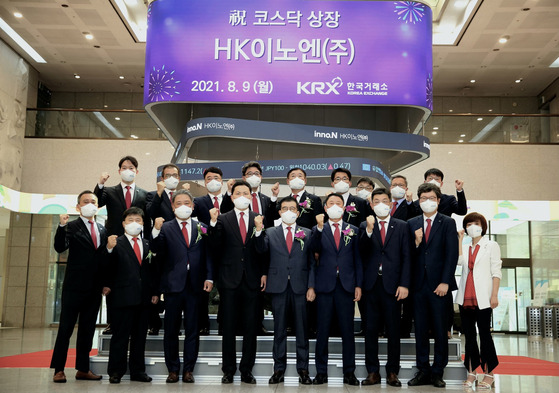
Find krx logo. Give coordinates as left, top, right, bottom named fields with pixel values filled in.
left=297, top=77, right=342, bottom=95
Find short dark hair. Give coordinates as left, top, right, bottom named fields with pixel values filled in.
left=77, top=190, right=96, bottom=204
left=241, top=161, right=262, bottom=176
left=171, top=189, right=193, bottom=204
left=356, top=177, right=374, bottom=187
left=463, top=212, right=488, bottom=236
left=203, top=166, right=223, bottom=178
left=324, top=193, right=344, bottom=205
left=417, top=183, right=441, bottom=199
left=391, top=175, right=408, bottom=187
left=287, top=167, right=307, bottom=178
left=231, top=180, right=251, bottom=194
left=161, top=163, right=180, bottom=176
left=371, top=187, right=391, bottom=200
left=278, top=196, right=300, bottom=212
left=122, top=207, right=144, bottom=221
left=424, top=168, right=444, bottom=181
left=118, top=155, right=138, bottom=169
left=330, top=168, right=352, bottom=181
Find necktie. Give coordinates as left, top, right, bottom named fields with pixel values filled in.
left=425, top=218, right=432, bottom=243
left=132, top=237, right=142, bottom=265
left=293, top=194, right=299, bottom=201
left=380, top=221, right=386, bottom=245
left=286, top=226, right=293, bottom=253
left=239, top=212, right=247, bottom=243
left=333, top=223, right=341, bottom=249
left=88, top=220, right=98, bottom=249
left=213, top=196, right=220, bottom=212
left=181, top=221, right=190, bottom=247
left=251, top=193, right=260, bottom=214
left=125, top=186, right=132, bottom=208
left=390, top=201, right=398, bottom=216
left=169, top=191, right=173, bottom=202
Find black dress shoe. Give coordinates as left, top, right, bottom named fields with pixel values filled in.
left=109, top=374, right=121, bottom=384
left=407, top=371, right=431, bottom=386
left=361, top=372, right=381, bottom=386
left=148, top=328, right=159, bottom=336
left=166, top=372, right=179, bottom=383
left=221, top=374, right=234, bottom=384
left=130, top=373, right=152, bottom=382
left=268, top=370, right=284, bottom=384
left=298, top=370, right=312, bottom=385
left=432, top=374, right=446, bottom=388
left=387, top=372, right=402, bottom=387
left=343, top=372, right=359, bottom=386
left=102, top=325, right=112, bottom=335
left=182, top=371, right=195, bottom=383
left=241, top=372, right=256, bottom=384
left=313, top=373, right=328, bottom=385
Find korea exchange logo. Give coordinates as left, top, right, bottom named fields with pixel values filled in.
left=297, top=77, right=343, bottom=95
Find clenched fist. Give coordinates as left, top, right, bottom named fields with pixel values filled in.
left=254, top=215, right=264, bottom=231
left=154, top=217, right=165, bottom=230
left=415, top=228, right=423, bottom=247
left=271, top=182, right=280, bottom=197
left=366, top=215, right=375, bottom=232
left=315, top=213, right=325, bottom=229
left=405, top=190, right=413, bottom=202
left=59, top=214, right=69, bottom=225
left=455, top=179, right=464, bottom=192
left=227, top=179, right=236, bottom=193
left=156, top=181, right=166, bottom=196
left=99, top=172, right=110, bottom=185
left=107, top=235, right=118, bottom=250
left=209, top=207, right=219, bottom=223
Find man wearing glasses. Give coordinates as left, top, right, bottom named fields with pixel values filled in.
left=240, top=161, right=280, bottom=228
left=330, top=168, right=368, bottom=227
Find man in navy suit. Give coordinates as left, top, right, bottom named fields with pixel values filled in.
left=193, top=166, right=234, bottom=225
left=407, top=183, right=459, bottom=388
left=330, top=168, right=368, bottom=227
left=359, top=188, right=411, bottom=387
left=50, top=191, right=107, bottom=383
left=208, top=181, right=268, bottom=384
left=255, top=196, right=315, bottom=385
left=242, top=161, right=279, bottom=228
left=310, top=193, right=362, bottom=386
left=105, top=207, right=159, bottom=384
left=151, top=189, right=213, bottom=383
left=283, top=167, right=324, bottom=230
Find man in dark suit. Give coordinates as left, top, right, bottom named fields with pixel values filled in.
left=284, top=167, right=323, bottom=230
left=151, top=189, right=213, bottom=383
left=407, top=183, right=459, bottom=388
left=330, top=168, right=369, bottom=227
left=50, top=191, right=107, bottom=383
left=193, top=166, right=234, bottom=225
left=242, top=161, right=279, bottom=228
left=310, top=193, right=362, bottom=386
left=255, top=196, right=315, bottom=385
left=359, top=188, right=411, bottom=387
left=95, top=155, right=149, bottom=334
left=105, top=207, right=159, bottom=384
left=208, top=180, right=268, bottom=384
left=355, top=177, right=375, bottom=201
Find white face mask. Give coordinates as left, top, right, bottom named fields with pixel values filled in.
left=289, top=177, right=305, bottom=190
left=245, top=175, right=261, bottom=188
left=467, top=224, right=483, bottom=238
left=334, top=181, right=350, bottom=194
left=281, top=210, right=298, bottom=225
left=164, top=177, right=179, bottom=190
left=373, top=203, right=391, bottom=218
left=124, top=222, right=143, bottom=236
left=391, top=186, right=406, bottom=199
left=326, top=205, right=344, bottom=220
left=420, top=200, right=438, bottom=214
left=120, top=169, right=136, bottom=182
left=80, top=203, right=98, bottom=218
left=357, top=189, right=371, bottom=200
left=428, top=179, right=442, bottom=188
left=233, top=195, right=251, bottom=210
left=206, top=179, right=222, bottom=193
left=174, top=205, right=192, bottom=220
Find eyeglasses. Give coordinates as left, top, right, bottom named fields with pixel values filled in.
left=280, top=207, right=298, bottom=212
left=391, top=183, right=406, bottom=188
left=419, top=196, right=438, bottom=202
left=356, top=185, right=373, bottom=191
left=245, top=171, right=261, bottom=176
left=164, top=173, right=179, bottom=179
left=334, top=177, right=350, bottom=182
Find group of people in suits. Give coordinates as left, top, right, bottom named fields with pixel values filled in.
left=51, top=156, right=500, bottom=390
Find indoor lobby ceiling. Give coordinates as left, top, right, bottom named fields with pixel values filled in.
left=0, top=0, right=558, bottom=99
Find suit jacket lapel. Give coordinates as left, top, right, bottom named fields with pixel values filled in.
left=190, top=220, right=199, bottom=246
left=171, top=218, right=188, bottom=247
left=77, top=218, right=96, bottom=249
left=324, top=222, right=339, bottom=252
left=373, top=224, right=383, bottom=248
left=225, top=211, right=244, bottom=244
left=116, top=184, right=127, bottom=209
left=123, top=237, right=141, bottom=269
left=383, top=221, right=395, bottom=247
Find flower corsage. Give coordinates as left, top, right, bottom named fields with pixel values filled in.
left=342, top=225, right=355, bottom=246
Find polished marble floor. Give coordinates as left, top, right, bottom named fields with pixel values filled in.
left=0, top=328, right=557, bottom=392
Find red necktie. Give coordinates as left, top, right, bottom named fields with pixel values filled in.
left=293, top=194, right=299, bottom=200
left=213, top=196, right=220, bottom=212
left=380, top=220, right=386, bottom=245
left=390, top=201, right=398, bottom=216
left=333, top=223, right=341, bottom=249
left=251, top=193, right=260, bottom=214
left=125, top=186, right=132, bottom=208
left=169, top=191, right=173, bottom=202
left=425, top=218, right=432, bottom=243
left=239, top=212, right=247, bottom=243
left=89, top=220, right=98, bottom=249
left=181, top=221, right=190, bottom=247
left=132, top=237, right=142, bottom=265
left=286, top=226, right=293, bottom=253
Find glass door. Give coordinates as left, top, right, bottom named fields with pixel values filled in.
left=493, top=266, right=532, bottom=333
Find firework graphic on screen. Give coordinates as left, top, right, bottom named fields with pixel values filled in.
left=394, top=1, right=426, bottom=24
left=426, top=73, right=433, bottom=110
left=148, top=66, right=181, bottom=102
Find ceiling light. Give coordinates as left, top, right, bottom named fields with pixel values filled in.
left=549, top=56, right=559, bottom=68
left=470, top=79, right=476, bottom=83
left=460, top=134, right=466, bottom=137
left=119, top=76, right=125, bottom=79
left=458, top=139, right=464, bottom=143
left=130, top=134, right=139, bottom=139
left=104, top=105, right=108, bottom=108
left=0, top=17, right=46, bottom=63
left=454, top=1, right=468, bottom=8
left=74, top=74, right=80, bottom=79
left=498, top=36, right=509, bottom=44
left=477, top=118, right=483, bottom=121
left=515, top=79, right=522, bottom=83
left=13, top=12, right=23, bottom=18
left=85, top=34, right=94, bottom=40
left=449, top=109, right=453, bottom=113
left=433, top=127, right=439, bottom=130
left=115, top=117, right=121, bottom=120
left=488, top=109, right=493, bottom=112
left=432, top=131, right=438, bottom=135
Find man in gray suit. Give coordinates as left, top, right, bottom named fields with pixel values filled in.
left=254, top=196, right=315, bottom=385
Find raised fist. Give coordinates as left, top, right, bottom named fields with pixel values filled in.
left=315, top=213, right=325, bottom=229
left=366, top=215, right=375, bottom=231
left=455, top=179, right=464, bottom=192
left=156, top=181, right=166, bottom=196
left=405, top=190, right=413, bottom=202
left=99, top=172, right=110, bottom=185
left=209, top=207, right=219, bottom=223
left=271, top=182, right=280, bottom=197
left=227, top=178, right=236, bottom=192
left=254, top=215, right=264, bottom=231
left=59, top=214, right=69, bottom=225
left=107, top=235, right=118, bottom=249
left=154, top=217, right=165, bottom=230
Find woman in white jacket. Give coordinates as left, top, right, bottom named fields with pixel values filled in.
left=455, top=212, right=501, bottom=390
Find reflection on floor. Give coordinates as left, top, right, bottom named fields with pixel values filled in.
left=0, top=327, right=557, bottom=392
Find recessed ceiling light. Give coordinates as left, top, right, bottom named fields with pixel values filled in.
left=488, top=109, right=493, bottom=112
left=499, top=36, right=509, bottom=44
left=85, top=34, right=93, bottom=40
left=74, top=74, right=80, bottom=79
left=470, top=79, right=476, bottom=83
left=432, top=131, right=438, bottom=135
left=433, top=127, right=439, bottom=130
left=477, top=118, right=483, bottom=121
left=145, top=152, right=151, bottom=155
left=458, top=139, right=464, bottom=143
left=119, top=76, right=125, bottom=79
left=130, top=134, right=138, bottom=139
left=460, top=134, right=466, bottom=137
left=115, top=117, right=121, bottom=121
left=515, top=79, right=522, bottom=83
left=449, top=109, right=453, bottom=113
left=104, top=105, right=108, bottom=108
left=550, top=56, right=559, bottom=68
left=14, top=12, right=23, bottom=18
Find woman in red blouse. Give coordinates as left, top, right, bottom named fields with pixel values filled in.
left=455, top=212, right=502, bottom=390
